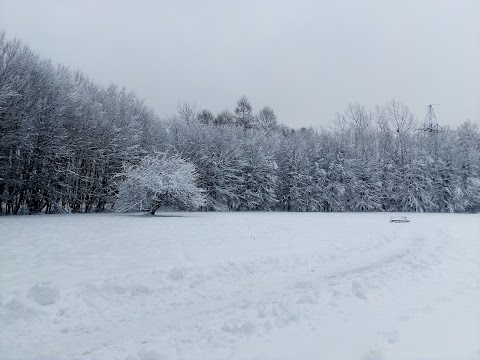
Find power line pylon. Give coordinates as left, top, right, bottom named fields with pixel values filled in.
left=419, top=104, right=442, bottom=133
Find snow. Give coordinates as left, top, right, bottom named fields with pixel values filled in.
left=27, top=281, right=60, bottom=305
left=1, top=212, right=479, bottom=360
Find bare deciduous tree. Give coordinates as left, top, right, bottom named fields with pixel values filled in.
left=257, top=106, right=277, bottom=131
left=176, top=101, right=197, bottom=125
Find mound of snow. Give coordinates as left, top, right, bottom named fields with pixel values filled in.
left=168, top=267, right=187, bottom=281
left=27, top=281, right=60, bottom=305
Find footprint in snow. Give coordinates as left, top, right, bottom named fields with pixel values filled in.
left=296, top=295, right=316, bottom=304
left=222, top=320, right=256, bottom=335
left=168, top=267, right=187, bottom=281
left=361, top=349, right=384, bottom=360
left=327, top=300, right=339, bottom=308
left=135, top=349, right=170, bottom=360
left=351, top=281, right=367, bottom=300
left=382, top=329, right=399, bottom=344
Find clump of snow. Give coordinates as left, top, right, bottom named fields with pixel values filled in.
left=26, top=281, right=60, bottom=305
left=296, top=294, right=316, bottom=304
left=361, top=349, right=384, bottom=360
left=137, top=349, right=170, bottom=360
left=222, top=320, right=257, bottom=335
left=351, top=280, right=367, bottom=300
left=382, top=329, right=400, bottom=344
left=168, top=267, right=187, bottom=281
left=1, top=298, right=39, bottom=323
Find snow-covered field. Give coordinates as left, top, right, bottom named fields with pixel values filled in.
left=1, top=212, right=479, bottom=360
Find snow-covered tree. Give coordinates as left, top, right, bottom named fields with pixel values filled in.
left=115, top=153, right=205, bottom=215
left=235, top=96, right=255, bottom=130
left=398, top=157, right=435, bottom=212
left=197, top=109, right=215, bottom=125
left=257, top=106, right=277, bottom=132
left=237, top=136, right=278, bottom=211
left=454, top=121, right=480, bottom=211
left=349, top=159, right=383, bottom=211
left=214, top=110, right=235, bottom=126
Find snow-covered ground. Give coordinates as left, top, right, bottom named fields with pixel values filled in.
left=1, top=212, right=479, bottom=360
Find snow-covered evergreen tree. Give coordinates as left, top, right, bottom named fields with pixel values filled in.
left=398, top=157, right=436, bottom=212
left=455, top=121, right=480, bottom=211
left=349, top=159, right=383, bottom=211
left=237, top=136, right=278, bottom=211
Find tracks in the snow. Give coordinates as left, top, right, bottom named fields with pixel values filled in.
left=67, top=227, right=443, bottom=357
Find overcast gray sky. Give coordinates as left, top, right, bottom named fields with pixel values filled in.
left=1, top=0, right=478, bottom=128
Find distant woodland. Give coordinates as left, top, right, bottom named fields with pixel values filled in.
left=1, top=31, right=479, bottom=215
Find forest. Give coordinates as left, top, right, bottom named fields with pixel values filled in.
left=1, top=31, right=479, bottom=215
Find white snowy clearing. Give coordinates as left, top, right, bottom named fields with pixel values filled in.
left=1, top=212, right=479, bottom=360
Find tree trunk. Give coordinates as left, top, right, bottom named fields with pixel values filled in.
left=150, top=203, right=161, bottom=215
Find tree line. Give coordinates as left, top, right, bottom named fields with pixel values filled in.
left=1, top=31, right=479, bottom=215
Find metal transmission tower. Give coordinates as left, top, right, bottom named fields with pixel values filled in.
left=419, top=104, right=442, bottom=133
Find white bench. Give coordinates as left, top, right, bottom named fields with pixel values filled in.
left=390, top=216, right=410, bottom=223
